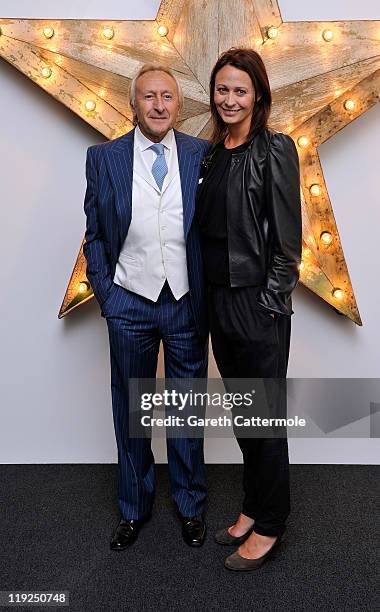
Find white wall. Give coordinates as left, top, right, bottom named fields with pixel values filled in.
left=0, top=0, right=379, bottom=464
left=0, top=0, right=378, bottom=20
left=0, top=0, right=161, bottom=19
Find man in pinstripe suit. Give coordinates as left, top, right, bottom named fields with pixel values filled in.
left=83, top=64, right=210, bottom=550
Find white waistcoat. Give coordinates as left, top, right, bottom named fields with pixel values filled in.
left=113, top=126, right=189, bottom=302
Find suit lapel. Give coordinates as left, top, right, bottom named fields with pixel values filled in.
left=175, top=130, right=202, bottom=239
left=103, top=129, right=134, bottom=247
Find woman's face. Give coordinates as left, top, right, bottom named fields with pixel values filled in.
left=214, top=65, right=256, bottom=129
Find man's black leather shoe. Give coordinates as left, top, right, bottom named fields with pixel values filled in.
left=110, top=518, right=146, bottom=551
left=181, top=516, right=206, bottom=547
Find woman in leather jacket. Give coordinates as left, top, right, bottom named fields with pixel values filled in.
left=195, top=48, right=302, bottom=570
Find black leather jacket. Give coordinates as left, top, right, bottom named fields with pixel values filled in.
left=198, top=128, right=302, bottom=316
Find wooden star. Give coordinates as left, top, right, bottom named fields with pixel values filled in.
left=1, top=1, right=379, bottom=325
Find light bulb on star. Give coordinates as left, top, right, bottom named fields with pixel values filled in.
left=78, top=281, right=90, bottom=293
left=344, top=99, right=356, bottom=111
left=85, top=100, right=96, bottom=112
left=297, top=136, right=309, bottom=148
left=157, top=24, right=168, bottom=37
left=102, top=27, right=114, bottom=40
left=320, top=231, right=333, bottom=245
left=309, top=184, right=321, bottom=196
left=267, top=26, right=278, bottom=39
left=40, top=66, right=52, bottom=79
left=332, top=288, right=344, bottom=300
left=322, top=29, right=334, bottom=42
left=43, top=27, right=54, bottom=39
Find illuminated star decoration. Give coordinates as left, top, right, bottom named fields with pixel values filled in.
left=1, top=1, right=379, bottom=325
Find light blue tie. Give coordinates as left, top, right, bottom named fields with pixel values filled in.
left=149, top=143, right=168, bottom=191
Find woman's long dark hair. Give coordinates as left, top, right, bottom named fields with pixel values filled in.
left=209, top=48, right=272, bottom=145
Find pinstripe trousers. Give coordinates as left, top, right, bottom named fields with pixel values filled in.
left=102, top=280, right=208, bottom=520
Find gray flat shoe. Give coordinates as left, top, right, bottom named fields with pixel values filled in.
left=224, top=535, right=284, bottom=571
left=214, top=524, right=255, bottom=546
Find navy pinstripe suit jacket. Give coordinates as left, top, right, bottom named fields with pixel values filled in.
left=83, top=128, right=210, bottom=337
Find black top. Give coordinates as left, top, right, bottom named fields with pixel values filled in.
left=195, top=138, right=251, bottom=285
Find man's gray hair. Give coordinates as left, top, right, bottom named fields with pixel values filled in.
left=129, top=64, right=184, bottom=111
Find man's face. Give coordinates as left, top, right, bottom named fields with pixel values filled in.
left=132, top=71, right=180, bottom=142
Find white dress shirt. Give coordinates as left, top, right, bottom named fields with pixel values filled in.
left=113, top=125, right=189, bottom=301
